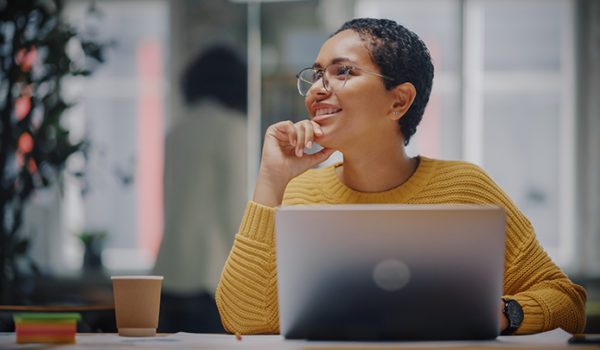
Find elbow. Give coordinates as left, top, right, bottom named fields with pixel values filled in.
left=558, top=282, right=587, bottom=334
left=215, top=281, right=278, bottom=335
left=214, top=282, right=232, bottom=333
left=572, top=283, right=588, bottom=333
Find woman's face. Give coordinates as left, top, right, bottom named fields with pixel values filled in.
left=305, top=29, right=398, bottom=151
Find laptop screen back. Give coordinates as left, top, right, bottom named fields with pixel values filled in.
left=275, top=204, right=505, bottom=340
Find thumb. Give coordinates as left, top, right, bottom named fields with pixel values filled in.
left=305, top=147, right=336, bottom=168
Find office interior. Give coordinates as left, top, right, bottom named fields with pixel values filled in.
left=0, top=0, right=599, bottom=334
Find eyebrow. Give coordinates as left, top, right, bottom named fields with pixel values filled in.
left=312, top=57, right=356, bottom=69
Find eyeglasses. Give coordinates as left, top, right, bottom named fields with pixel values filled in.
left=295, top=63, right=393, bottom=96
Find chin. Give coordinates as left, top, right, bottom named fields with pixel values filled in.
left=315, top=135, right=338, bottom=150
left=315, top=123, right=346, bottom=149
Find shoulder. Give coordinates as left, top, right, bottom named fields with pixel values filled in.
left=422, top=158, right=533, bottom=230
left=416, top=157, right=510, bottom=205
left=424, top=157, right=495, bottom=185
left=425, top=157, right=486, bottom=174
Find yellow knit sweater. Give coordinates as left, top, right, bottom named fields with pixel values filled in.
left=216, top=156, right=587, bottom=335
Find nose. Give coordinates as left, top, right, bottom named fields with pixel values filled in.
left=307, top=76, right=330, bottom=98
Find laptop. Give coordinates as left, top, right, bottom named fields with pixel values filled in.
left=275, top=204, right=506, bottom=341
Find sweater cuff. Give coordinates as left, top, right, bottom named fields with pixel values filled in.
left=238, top=201, right=276, bottom=245
left=504, top=293, right=548, bottom=334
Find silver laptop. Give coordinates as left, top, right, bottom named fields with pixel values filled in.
left=275, top=204, right=505, bottom=340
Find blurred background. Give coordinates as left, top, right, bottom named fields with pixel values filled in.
left=1, top=0, right=599, bottom=333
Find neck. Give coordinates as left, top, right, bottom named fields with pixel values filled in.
left=337, top=138, right=417, bottom=193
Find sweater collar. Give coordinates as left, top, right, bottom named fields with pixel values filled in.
left=321, top=156, right=436, bottom=203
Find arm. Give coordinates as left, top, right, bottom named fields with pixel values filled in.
left=466, top=164, right=588, bottom=334
left=215, top=120, right=334, bottom=334
left=503, top=217, right=587, bottom=334
left=215, top=201, right=280, bottom=334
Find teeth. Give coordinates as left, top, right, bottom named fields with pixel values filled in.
left=315, top=108, right=340, bottom=116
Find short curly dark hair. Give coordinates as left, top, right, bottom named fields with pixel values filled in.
left=334, top=18, right=434, bottom=145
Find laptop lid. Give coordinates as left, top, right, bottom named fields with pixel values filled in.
left=275, top=204, right=505, bottom=340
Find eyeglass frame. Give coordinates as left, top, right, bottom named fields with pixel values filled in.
left=295, top=62, right=395, bottom=97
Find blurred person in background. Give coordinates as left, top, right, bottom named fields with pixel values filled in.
left=154, top=46, right=247, bottom=332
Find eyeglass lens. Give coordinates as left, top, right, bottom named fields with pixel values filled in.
left=296, top=64, right=350, bottom=96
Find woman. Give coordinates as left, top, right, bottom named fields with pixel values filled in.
left=215, top=18, right=586, bottom=335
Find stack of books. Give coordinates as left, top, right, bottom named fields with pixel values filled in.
left=13, top=313, right=81, bottom=344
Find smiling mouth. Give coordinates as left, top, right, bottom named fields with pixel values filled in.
left=313, top=108, right=342, bottom=121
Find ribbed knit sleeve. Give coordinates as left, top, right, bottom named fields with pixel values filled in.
left=501, top=219, right=587, bottom=334
left=418, top=161, right=586, bottom=334
left=215, top=201, right=280, bottom=334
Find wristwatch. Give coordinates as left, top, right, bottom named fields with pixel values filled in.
left=502, top=298, right=524, bottom=335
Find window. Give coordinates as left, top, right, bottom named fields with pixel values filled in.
left=356, top=0, right=576, bottom=269
left=58, top=0, right=169, bottom=273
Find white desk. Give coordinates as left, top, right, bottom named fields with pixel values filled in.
left=0, top=329, right=588, bottom=350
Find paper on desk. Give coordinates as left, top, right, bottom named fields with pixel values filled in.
left=497, top=327, right=572, bottom=345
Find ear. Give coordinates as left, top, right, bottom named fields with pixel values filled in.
left=389, top=82, right=416, bottom=121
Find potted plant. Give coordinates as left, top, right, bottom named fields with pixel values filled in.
left=0, top=0, right=107, bottom=304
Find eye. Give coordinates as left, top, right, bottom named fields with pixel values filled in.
left=338, top=65, right=352, bottom=75
left=334, top=65, right=352, bottom=76
left=328, top=64, right=352, bottom=80
left=313, top=69, right=324, bottom=81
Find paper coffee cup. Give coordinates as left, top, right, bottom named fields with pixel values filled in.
left=111, top=276, right=163, bottom=337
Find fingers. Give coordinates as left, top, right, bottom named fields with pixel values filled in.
left=303, top=121, right=323, bottom=150
left=269, top=120, right=324, bottom=158
left=295, top=122, right=305, bottom=157
left=269, top=121, right=294, bottom=145
left=311, top=121, right=324, bottom=138
left=303, top=122, right=314, bottom=150
left=284, top=121, right=297, bottom=147
left=296, top=121, right=325, bottom=157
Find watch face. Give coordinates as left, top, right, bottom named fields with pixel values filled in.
left=506, top=299, right=524, bottom=328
